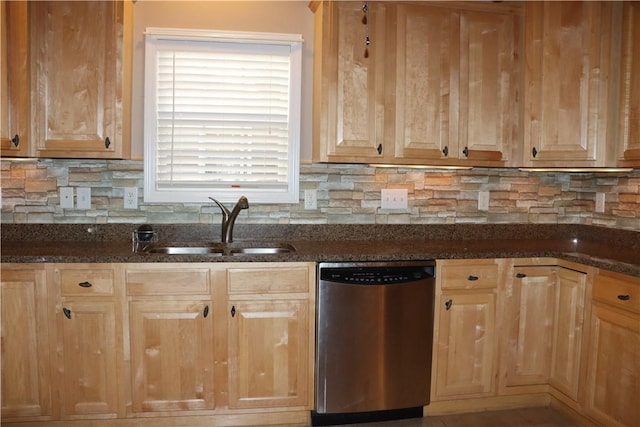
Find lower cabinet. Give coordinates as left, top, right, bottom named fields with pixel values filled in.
left=53, top=264, right=122, bottom=419
left=501, top=263, right=587, bottom=399
left=583, top=270, right=640, bottom=427
left=1, top=262, right=315, bottom=426
left=431, top=259, right=501, bottom=400
left=0, top=265, right=52, bottom=422
left=226, top=265, right=313, bottom=410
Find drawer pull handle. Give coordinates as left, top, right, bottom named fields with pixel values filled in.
left=516, top=273, right=527, bottom=278
left=467, top=275, right=479, bottom=281
left=203, top=305, right=209, bottom=318
left=63, top=307, right=72, bottom=319
left=78, top=281, right=93, bottom=288
left=445, top=299, right=453, bottom=311
left=617, top=294, right=630, bottom=301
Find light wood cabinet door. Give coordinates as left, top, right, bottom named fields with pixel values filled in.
left=618, top=1, right=640, bottom=166
left=0, top=0, right=29, bottom=157
left=57, top=301, right=119, bottom=418
left=53, top=264, right=122, bottom=419
left=0, top=266, right=53, bottom=421
left=312, top=1, right=387, bottom=163
left=433, top=292, right=496, bottom=399
left=129, top=300, right=215, bottom=413
left=505, top=266, right=556, bottom=387
left=583, top=270, right=640, bottom=427
left=29, top=0, right=130, bottom=159
left=393, top=6, right=518, bottom=166
left=584, top=304, right=640, bottom=427
left=523, top=1, right=613, bottom=167
left=548, top=267, right=587, bottom=400
left=228, top=299, right=310, bottom=409
left=392, top=4, right=456, bottom=164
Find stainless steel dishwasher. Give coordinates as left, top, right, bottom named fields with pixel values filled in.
left=312, top=261, right=436, bottom=426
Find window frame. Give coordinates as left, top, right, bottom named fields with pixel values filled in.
left=143, top=28, right=302, bottom=204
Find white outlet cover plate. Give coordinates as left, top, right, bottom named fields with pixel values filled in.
left=304, top=189, right=317, bottom=210
left=381, top=189, right=408, bottom=209
left=76, top=187, right=91, bottom=210
left=124, top=187, right=138, bottom=209
left=60, top=187, right=74, bottom=209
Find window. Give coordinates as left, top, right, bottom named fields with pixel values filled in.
left=143, top=28, right=302, bottom=204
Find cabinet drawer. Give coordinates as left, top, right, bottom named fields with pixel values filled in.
left=58, top=267, right=115, bottom=296
left=126, top=268, right=210, bottom=295
left=228, top=267, right=309, bottom=295
left=440, top=260, right=499, bottom=290
left=593, top=270, right=640, bottom=314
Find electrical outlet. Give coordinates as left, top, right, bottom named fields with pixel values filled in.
left=304, top=189, right=317, bottom=210
left=595, top=192, right=605, bottom=213
left=381, top=189, right=408, bottom=209
left=60, top=187, right=74, bottom=209
left=478, top=191, right=490, bottom=211
left=76, top=187, right=91, bottom=210
left=124, top=187, right=138, bottom=209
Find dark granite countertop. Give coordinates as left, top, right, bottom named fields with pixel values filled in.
left=2, top=224, right=639, bottom=277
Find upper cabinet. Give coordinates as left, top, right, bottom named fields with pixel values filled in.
left=522, top=1, right=616, bottom=167
left=0, top=0, right=29, bottom=157
left=311, top=1, right=521, bottom=166
left=1, top=0, right=132, bottom=159
left=617, top=1, right=640, bottom=167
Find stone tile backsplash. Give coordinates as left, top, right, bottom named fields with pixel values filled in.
left=1, top=159, right=638, bottom=231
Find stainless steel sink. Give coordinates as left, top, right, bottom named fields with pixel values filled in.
left=139, top=242, right=295, bottom=256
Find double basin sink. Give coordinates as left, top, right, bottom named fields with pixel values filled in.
left=138, top=241, right=295, bottom=256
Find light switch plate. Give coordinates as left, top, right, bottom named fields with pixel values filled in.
left=60, top=187, right=74, bottom=209
left=76, top=187, right=91, bottom=210
left=124, top=187, right=138, bottom=209
left=595, top=192, right=605, bottom=213
left=478, top=191, right=490, bottom=211
left=381, top=189, right=408, bottom=209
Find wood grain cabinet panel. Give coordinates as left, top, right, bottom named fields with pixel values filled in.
left=311, top=1, right=387, bottom=163
left=129, top=300, right=215, bottom=413
left=618, top=1, right=640, bottom=166
left=523, top=1, right=614, bottom=167
left=53, top=264, right=122, bottom=419
left=503, top=264, right=587, bottom=398
left=583, top=270, right=640, bottom=427
left=0, top=0, right=29, bottom=157
left=0, top=266, right=52, bottom=421
left=29, top=0, right=131, bottom=159
left=227, top=300, right=310, bottom=409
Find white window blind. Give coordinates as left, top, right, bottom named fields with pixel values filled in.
left=144, top=29, right=302, bottom=204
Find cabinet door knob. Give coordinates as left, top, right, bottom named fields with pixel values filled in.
left=445, top=299, right=453, bottom=311
left=532, top=147, right=538, bottom=158
left=376, top=144, right=382, bottom=155
left=203, top=305, right=210, bottom=318
left=442, top=146, right=449, bottom=157
left=617, top=294, right=630, bottom=301
left=230, top=305, right=236, bottom=317
left=11, top=134, right=19, bottom=147
left=63, top=307, right=72, bottom=319
left=463, top=146, right=469, bottom=157
left=104, top=137, right=111, bottom=149
left=78, top=281, right=92, bottom=288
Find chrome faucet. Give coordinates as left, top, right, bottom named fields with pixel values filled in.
left=209, top=196, right=249, bottom=243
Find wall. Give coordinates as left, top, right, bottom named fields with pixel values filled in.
left=130, top=1, right=315, bottom=160
left=2, top=159, right=638, bottom=230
